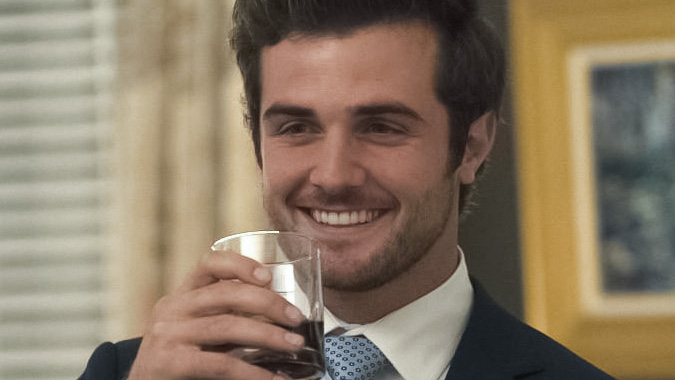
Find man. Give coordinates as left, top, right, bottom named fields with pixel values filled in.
left=79, top=0, right=616, bottom=379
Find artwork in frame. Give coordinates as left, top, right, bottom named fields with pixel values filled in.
left=568, top=42, right=675, bottom=317
left=592, top=60, right=675, bottom=295
left=511, top=0, right=675, bottom=378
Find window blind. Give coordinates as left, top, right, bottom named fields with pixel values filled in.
left=0, top=1, right=116, bottom=379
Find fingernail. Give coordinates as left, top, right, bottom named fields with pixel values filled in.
left=285, top=305, right=303, bottom=323
left=253, top=267, right=271, bottom=282
left=285, top=332, right=304, bottom=347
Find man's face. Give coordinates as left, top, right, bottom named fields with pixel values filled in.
left=259, top=23, right=461, bottom=291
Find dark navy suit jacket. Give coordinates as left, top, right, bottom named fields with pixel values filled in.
left=78, top=283, right=616, bottom=380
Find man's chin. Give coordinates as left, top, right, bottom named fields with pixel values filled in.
left=321, top=263, right=398, bottom=292
left=322, top=276, right=384, bottom=293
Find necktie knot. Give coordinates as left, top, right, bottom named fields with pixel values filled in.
left=323, top=335, right=394, bottom=380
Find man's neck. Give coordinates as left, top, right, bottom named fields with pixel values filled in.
left=323, top=239, right=460, bottom=324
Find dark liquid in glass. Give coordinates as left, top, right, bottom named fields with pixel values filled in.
left=223, top=320, right=324, bottom=380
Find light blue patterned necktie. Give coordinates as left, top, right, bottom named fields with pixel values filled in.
left=324, top=335, right=395, bottom=380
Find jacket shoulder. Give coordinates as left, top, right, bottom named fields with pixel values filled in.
left=448, top=282, right=616, bottom=379
left=78, top=338, right=141, bottom=380
left=506, top=316, right=616, bottom=379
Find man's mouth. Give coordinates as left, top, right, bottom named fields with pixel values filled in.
left=309, top=209, right=381, bottom=226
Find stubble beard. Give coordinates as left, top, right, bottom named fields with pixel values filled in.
left=263, top=175, right=456, bottom=292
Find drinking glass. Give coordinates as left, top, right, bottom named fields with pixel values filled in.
left=211, top=231, right=324, bottom=380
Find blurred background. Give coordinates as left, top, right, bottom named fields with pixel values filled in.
left=0, top=1, right=671, bottom=380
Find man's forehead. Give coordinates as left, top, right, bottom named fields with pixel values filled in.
left=259, top=21, right=440, bottom=84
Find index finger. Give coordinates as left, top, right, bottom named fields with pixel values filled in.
left=179, top=249, right=272, bottom=292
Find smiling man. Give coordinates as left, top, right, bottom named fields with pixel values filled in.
left=79, top=1, right=616, bottom=379
left=260, top=24, right=465, bottom=303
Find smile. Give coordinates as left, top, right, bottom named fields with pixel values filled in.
left=310, top=209, right=381, bottom=226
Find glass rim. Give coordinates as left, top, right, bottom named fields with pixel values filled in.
left=210, top=230, right=320, bottom=265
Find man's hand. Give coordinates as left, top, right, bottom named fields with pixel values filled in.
left=126, top=250, right=306, bottom=380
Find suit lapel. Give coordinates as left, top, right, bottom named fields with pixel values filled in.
left=444, top=281, right=545, bottom=380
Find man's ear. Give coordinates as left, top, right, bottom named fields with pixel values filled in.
left=457, top=111, right=497, bottom=184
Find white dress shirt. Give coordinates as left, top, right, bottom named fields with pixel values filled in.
left=322, top=247, right=473, bottom=380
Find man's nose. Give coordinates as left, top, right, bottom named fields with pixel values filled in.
left=308, top=134, right=366, bottom=191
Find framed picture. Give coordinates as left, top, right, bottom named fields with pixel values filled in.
left=511, top=0, right=675, bottom=378
left=569, top=44, right=675, bottom=316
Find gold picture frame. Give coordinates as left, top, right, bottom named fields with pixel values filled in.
left=511, top=0, right=675, bottom=378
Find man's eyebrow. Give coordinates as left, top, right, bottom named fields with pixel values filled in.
left=261, top=102, right=423, bottom=121
left=262, top=104, right=316, bottom=120
left=350, top=102, right=423, bottom=121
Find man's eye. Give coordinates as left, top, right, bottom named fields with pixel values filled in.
left=359, top=120, right=411, bottom=145
left=367, top=122, right=403, bottom=134
left=278, top=122, right=310, bottom=135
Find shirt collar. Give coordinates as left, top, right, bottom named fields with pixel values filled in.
left=324, top=247, right=473, bottom=380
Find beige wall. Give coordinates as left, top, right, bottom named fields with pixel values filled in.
left=106, top=0, right=266, bottom=339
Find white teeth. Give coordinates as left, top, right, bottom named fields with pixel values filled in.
left=311, top=209, right=380, bottom=226
left=350, top=211, right=359, bottom=224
